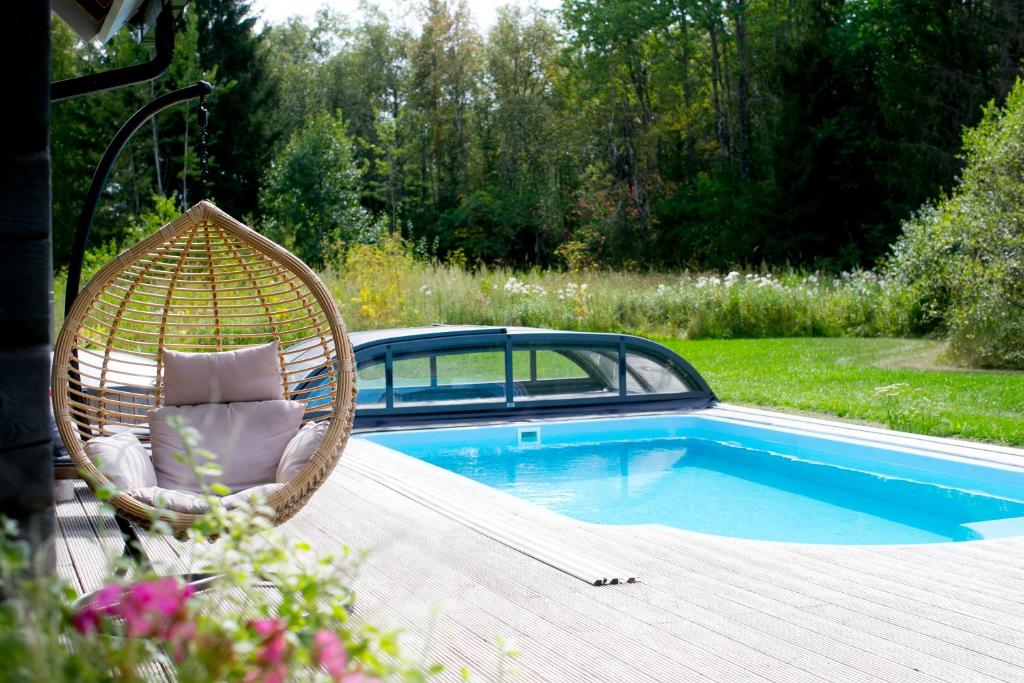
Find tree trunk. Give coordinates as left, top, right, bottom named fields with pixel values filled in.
left=731, top=0, right=753, bottom=180
left=705, top=6, right=730, bottom=163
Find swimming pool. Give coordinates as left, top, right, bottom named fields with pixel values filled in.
left=361, top=413, right=1024, bottom=545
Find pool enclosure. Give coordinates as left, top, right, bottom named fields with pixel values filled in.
left=65, top=325, right=716, bottom=433
left=299, top=326, right=717, bottom=430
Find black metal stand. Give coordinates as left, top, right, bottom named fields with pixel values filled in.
left=115, top=516, right=150, bottom=570
left=64, top=81, right=212, bottom=314
left=51, top=3, right=175, bottom=102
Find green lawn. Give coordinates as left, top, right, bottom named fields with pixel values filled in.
left=660, top=337, right=1024, bottom=447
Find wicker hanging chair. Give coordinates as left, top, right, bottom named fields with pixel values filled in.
left=51, top=201, right=356, bottom=536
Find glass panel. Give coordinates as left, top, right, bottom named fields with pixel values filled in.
left=625, top=348, right=692, bottom=394
left=393, top=346, right=506, bottom=406
left=393, top=355, right=430, bottom=387
left=511, top=345, right=618, bottom=400
left=512, top=349, right=590, bottom=381
left=355, top=356, right=386, bottom=406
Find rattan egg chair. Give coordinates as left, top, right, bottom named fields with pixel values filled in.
left=51, top=201, right=356, bottom=536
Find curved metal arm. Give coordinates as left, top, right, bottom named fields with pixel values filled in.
left=51, top=3, right=175, bottom=102
left=64, top=80, right=213, bottom=314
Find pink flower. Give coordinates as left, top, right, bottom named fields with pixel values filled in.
left=93, top=584, right=124, bottom=614
left=245, top=618, right=290, bottom=683
left=313, top=630, right=348, bottom=679
left=70, top=605, right=100, bottom=635
left=119, top=577, right=194, bottom=638
left=70, top=583, right=123, bottom=635
left=244, top=663, right=287, bottom=683
left=339, top=674, right=381, bottom=683
left=71, top=578, right=194, bottom=640
left=251, top=618, right=288, bottom=663
left=166, top=618, right=197, bottom=662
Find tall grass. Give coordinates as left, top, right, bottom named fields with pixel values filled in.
left=324, top=243, right=914, bottom=339
left=56, top=237, right=914, bottom=341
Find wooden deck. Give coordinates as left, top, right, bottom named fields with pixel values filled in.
left=57, top=431, right=1024, bottom=683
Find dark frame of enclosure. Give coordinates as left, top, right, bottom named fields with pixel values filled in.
left=339, top=328, right=718, bottom=431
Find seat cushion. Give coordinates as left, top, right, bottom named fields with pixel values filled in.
left=130, top=483, right=285, bottom=514
left=129, top=486, right=209, bottom=514
left=221, top=483, right=285, bottom=508
left=162, top=341, right=283, bottom=406
left=276, top=420, right=329, bottom=483
left=149, top=400, right=304, bottom=494
left=83, top=432, right=157, bottom=491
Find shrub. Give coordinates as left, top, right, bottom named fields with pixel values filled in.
left=261, top=111, right=378, bottom=269
left=333, top=232, right=418, bottom=328
left=0, top=416, right=449, bottom=683
left=889, top=78, right=1024, bottom=369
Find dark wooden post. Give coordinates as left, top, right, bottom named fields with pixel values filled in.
left=0, top=2, right=54, bottom=571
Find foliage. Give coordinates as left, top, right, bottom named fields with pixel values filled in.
left=51, top=1, right=1024, bottom=272
left=889, top=78, right=1024, bottom=369
left=261, top=111, right=378, bottom=268
left=50, top=11, right=211, bottom=268
left=336, top=233, right=417, bottom=327
left=0, top=418, right=448, bottom=683
left=872, top=382, right=945, bottom=434
left=195, top=0, right=279, bottom=217
left=323, top=264, right=912, bottom=340
left=668, top=337, right=1024, bottom=446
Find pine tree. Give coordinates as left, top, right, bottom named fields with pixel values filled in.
left=195, top=0, right=278, bottom=216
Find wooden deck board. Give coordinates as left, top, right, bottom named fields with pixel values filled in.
left=56, top=446, right=1024, bottom=682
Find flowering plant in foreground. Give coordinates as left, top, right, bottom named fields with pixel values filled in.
left=0, top=416, right=451, bottom=683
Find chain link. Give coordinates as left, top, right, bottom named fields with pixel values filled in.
left=197, top=94, right=210, bottom=201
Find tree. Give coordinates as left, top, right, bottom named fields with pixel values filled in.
left=407, top=0, right=480, bottom=218
left=562, top=0, right=670, bottom=263
left=196, top=0, right=278, bottom=216
left=329, top=9, right=413, bottom=232
left=260, top=111, right=376, bottom=268
left=478, top=5, right=565, bottom=263
left=890, top=79, right=1024, bottom=369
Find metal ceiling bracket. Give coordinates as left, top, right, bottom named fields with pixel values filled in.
left=50, top=1, right=174, bottom=102
left=64, top=80, right=213, bottom=313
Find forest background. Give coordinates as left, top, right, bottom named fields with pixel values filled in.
left=50, top=0, right=1024, bottom=374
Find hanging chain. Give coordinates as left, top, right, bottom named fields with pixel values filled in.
left=197, top=94, right=210, bottom=201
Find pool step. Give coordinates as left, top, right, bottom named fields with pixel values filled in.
left=962, top=516, right=1024, bottom=540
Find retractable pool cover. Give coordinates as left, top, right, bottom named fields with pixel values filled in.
left=296, top=326, right=717, bottom=431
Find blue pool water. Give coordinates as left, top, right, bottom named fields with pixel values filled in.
left=362, top=416, right=1024, bottom=545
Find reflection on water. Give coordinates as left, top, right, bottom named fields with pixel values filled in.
left=400, top=437, right=1024, bottom=544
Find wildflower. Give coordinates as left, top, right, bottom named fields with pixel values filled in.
left=246, top=618, right=290, bottom=683
left=313, top=630, right=348, bottom=680
left=340, top=673, right=382, bottom=683
left=71, top=578, right=194, bottom=640
left=419, top=284, right=432, bottom=296
left=123, top=577, right=194, bottom=638
left=874, top=382, right=911, bottom=398
left=71, top=602, right=103, bottom=635
left=504, top=276, right=545, bottom=297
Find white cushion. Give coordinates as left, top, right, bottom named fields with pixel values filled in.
left=276, top=421, right=329, bottom=483
left=149, top=400, right=304, bottom=493
left=162, top=341, right=283, bottom=406
left=130, top=483, right=285, bottom=513
left=83, top=432, right=157, bottom=491
left=129, top=486, right=209, bottom=514
left=221, top=483, right=285, bottom=508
